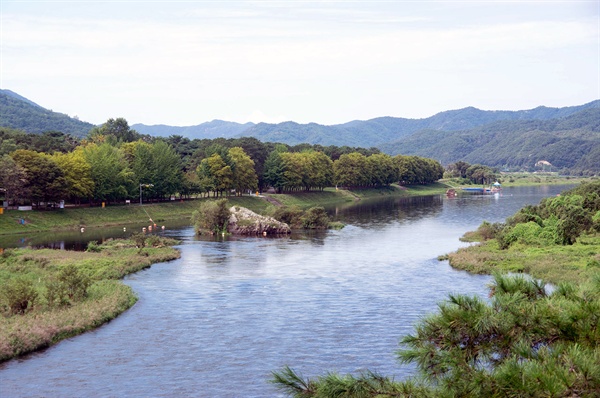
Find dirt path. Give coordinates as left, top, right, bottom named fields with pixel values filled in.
left=261, top=195, right=283, bottom=207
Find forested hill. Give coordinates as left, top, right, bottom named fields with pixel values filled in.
left=131, top=100, right=599, bottom=148
left=2, top=89, right=598, bottom=173
left=381, top=107, right=600, bottom=174
left=0, top=90, right=95, bottom=138
left=239, top=101, right=600, bottom=147
left=131, top=120, right=255, bottom=139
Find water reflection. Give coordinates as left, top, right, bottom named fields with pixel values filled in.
left=328, top=195, right=443, bottom=227
left=0, top=218, right=192, bottom=250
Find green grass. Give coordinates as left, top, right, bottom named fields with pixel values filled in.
left=0, top=196, right=274, bottom=236
left=441, top=174, right=593, bottom=188
left=448, top=233, right=600, bottom=284
left=264, top=183, right=450, bottom=209
left=0, top=236, right=180, bottom=362
left=0, top=183, right=455, bottom=236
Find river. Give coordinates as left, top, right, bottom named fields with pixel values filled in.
left=0, top=185, right=572, bottom=397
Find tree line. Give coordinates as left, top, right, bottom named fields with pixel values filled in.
left=0, top=118, right=444, bottom=208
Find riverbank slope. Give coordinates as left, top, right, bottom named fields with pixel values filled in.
left=0, top=183, right=451, bottom=236
left=0, top=236, right=180, bottom=362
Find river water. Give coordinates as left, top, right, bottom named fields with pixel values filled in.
left=0, top=185, right=572, bottom=397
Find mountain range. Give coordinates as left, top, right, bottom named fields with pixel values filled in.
left=131, top=101, right=599, bottom=149
left=1, top=89, right=598, bottom=172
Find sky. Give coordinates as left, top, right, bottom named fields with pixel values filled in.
left=1, top=1, right=598, bottom=126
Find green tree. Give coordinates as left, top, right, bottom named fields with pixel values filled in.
left=264, top=145, right=288, bottom=193
left=228, top=147, right=258, bottom=195
left=88, top=117, right=141, bottom=144
left=465, top=164, right=497, bottom=185
left=11, top=149, right=68, bottom=207
left=197, top=153, right=233, bottom=196
left=51, top=147, right=94, bottom=203
left=334, top=152, right=369, bottom=188
left=367, top=153, right=397, bottom=187
left=307, top=151, right=334, bottom=191
left=83, top=143, right=133, bottom=203
left=279, top=152, right=305, bottom=191
left=129, top=140, right=182, bottom=201
left=0, top=154, right=28, bottom=206
left=394, top=155, right=418, bottom=185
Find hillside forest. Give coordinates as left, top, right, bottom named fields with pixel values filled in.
left=0, top=118, right=451, bottom=208
left=1, top=90, right=598, bottom=176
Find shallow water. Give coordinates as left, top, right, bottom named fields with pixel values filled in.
left=0, top=185, right=572, bottom=397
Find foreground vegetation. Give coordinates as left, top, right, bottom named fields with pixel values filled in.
left=0, top=235, right=180, bottom=362
left=272, top=181, right=600, bottom=397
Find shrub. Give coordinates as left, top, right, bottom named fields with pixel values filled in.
left=145, top=235, right=161, bottom=247
left=1, top=277, right=39, bottom=315
left=130, top=233, right=146, bottom=249
left=192, top=199, right=231, bottom=235
left=301, top=207, right=330, bottom=229
left=86, top=240, right=102, bottom=252
left=272, top=205, right=304, bottom=228
left=46, top=264, right=91, bottom=307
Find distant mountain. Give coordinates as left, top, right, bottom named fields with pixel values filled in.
left=131, top=100, right=600, bottom=149
left=0, top=89, right=95, bottom=138
left=2, top=88, right=598, bottom=173
left=240, top=101, right=600, bottom=147
left=131, top=120, right=255, bottom=139
left=380, top=107, right=600, bottom=173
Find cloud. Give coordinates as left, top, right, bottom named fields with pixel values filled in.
left=1, top=2, right=597, bottom=125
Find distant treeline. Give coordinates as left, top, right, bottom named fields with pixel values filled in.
left=0, top=119, right=443, bottom=208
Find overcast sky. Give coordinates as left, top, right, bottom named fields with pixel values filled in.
left=1, top=1, right=598, bottom=126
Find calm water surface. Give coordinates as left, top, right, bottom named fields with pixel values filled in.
left=0, top=186, right=572, bottom=397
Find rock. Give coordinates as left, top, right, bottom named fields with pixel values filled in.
left=228, top=206, right=291, bottom=235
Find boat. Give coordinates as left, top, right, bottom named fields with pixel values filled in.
left=462, top=182, right=502, bottom=195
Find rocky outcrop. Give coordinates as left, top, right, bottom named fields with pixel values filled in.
left=228, top=206, right=291, bottom=235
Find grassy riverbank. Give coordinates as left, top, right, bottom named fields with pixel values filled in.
left=0, top=184, right=451, bottom=236
left=2, top=177, right=587, bottom=236
left=264, top=183, right=450, bottom=207
left=446, top=181, right=600, bottom=285
left=0, top=236, right=180, bottom=362
left=0, top=196, right=273, bottom=236
left=447, top=234, right=600, bottom=284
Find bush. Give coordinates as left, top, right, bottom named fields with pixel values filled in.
left=272, top=205, right=304, bottom=228
left=301, top=207, right=330, bottom=229
left=45, top=264, right=91, bottom=308
left=130, top=232, right=147, bottom=249
left=86, top=240, right=102, bottom=252
left=192, top=199, right=231, bottom=235
left=1, top=277, right=39, bottom=315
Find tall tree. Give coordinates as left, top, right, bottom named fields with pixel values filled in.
left=228, top=147, right=258, bottom=196
left=263, top=145, right=288, bottom=193
left=88, top=117, right=141, bottom=144
left=197, top=153, right=233, bottom=196
left=0, top=154, right=28, bottom=207
left=83, top=143, right=133, bottom=203
left=11, top=149, right=68, bottom=207
left=51, top=147, right=94, bottom=203
left=334, top=152, right=369, bottom=188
